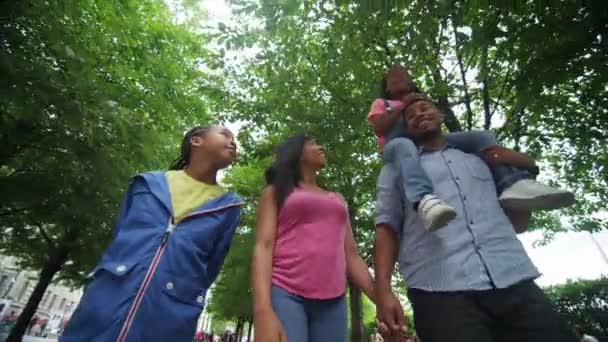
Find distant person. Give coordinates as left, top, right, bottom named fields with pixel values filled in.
left=252, top=135, right=376, bottom=342
left=2, top=311, right=17, bottom=322
left=373, top=96, right=578, bottom=342
left=30, top=323, right=41, bottom=336
left=60, top=126, right=243, bottom=341
left=27, top=316, right=38, bottom=334
left=367, top=65, right=573, bottom=231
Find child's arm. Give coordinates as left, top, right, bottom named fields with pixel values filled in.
left=482, top=146, right=537, bottom=171
left=368, top=93, right=421, bottom=137
left=368, top=99, right=404, bottom=137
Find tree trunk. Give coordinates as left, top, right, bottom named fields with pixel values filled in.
left=234, top=319, right=240, bottom=340
left=6, top=242, right=70, bottom=342
left=482, top=79, right=492, bottom=130
left=246, top=320, right=253, bottom=342
left=430, top=66, right=462, bottom=133
left=452, top=19, right=474, bottom=131
left=480, top=45, right=492, bottom=131
left=349, top=282, right=363, bottom=342
left=436, top=97, right=462, bottom=133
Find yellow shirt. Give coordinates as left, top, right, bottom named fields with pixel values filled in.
left=166, top=170, right=226, bottom=223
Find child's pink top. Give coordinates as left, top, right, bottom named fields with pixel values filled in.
left=368, top=98, right=404, bottom=151
left=271, top=188, right=348, bottom=299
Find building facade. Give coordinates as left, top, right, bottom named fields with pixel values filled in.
left=0, top=255, right=82, bottom=336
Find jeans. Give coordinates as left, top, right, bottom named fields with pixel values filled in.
left=383, top=131, right=531, bottom=204
left=271, top=285, right=347, bottom=342
left=407, top=280, right=577, bottom=342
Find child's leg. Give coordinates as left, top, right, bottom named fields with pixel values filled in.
left=383, top=137, right=456, bottom=231
left=382, top=137, right=433, bottom=204
left=445, top=130, right=533, bottom=193
left=445, top=131, right=574, bottom=210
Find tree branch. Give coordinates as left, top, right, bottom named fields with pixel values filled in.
left=452, top=17, right=474, bottom=130
left=514, top=108, right=524, bottom=150
left=482, top=82, right=492, bottom=131
left=5, top=168, right=35, bottom=177
left=0, top=207, right=31, bottom=218
left=490, top=70, right=514, bottom=117
left=481, top=46, right=492, bottom=130
left=434, top=18, right=446, bottom=62
left=381, top=41, right=393, bottom=68
left=367, top=39, right=391, bottom=69
left=451, top=90, right=481, bottom=105
left=302, top=51, right=351, bottom=106
left=35, top=223, right=56, bottom=249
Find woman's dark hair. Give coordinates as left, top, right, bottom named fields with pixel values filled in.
left=379, top=65, right=420, bottom=99
left=264, top=134, right=309, bottom=209
left=169, top=126, right=211, bottom=170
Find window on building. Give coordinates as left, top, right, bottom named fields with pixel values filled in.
left=41, top=292, right=49, bottom=307
left=2, top=277, right=15, bottom=298
left=0, top=275, right=8, bottom=294
left=48, top=294, right=57, bottom=310
left=59, top=298, right=66, bottom=310
left=18, top=280, right=30, bottom=302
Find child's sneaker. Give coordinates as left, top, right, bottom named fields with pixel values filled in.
left=418, top=194, right=457, bottom=231
left=499, top=179, right=575, bottom=210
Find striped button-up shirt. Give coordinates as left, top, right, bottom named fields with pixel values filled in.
left=375, top=145, right=540, bottom=291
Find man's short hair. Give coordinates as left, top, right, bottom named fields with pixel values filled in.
left=403, top=93, right=436, bottom=113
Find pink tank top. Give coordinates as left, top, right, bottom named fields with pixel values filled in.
left=271, top=188, right=348, bottom=299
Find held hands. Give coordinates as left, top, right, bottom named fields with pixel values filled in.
left=376, top=289, right=410, bottom=342
left=253, top=307, right=287, bottom=342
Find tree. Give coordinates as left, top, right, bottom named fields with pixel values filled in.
left=206, top=160, right=266, bottom=340
left=210, top=0, right=606, bottom=340
left=0, top=0, right=215, bottom=339
left=545, top=278, right=608, bottom=340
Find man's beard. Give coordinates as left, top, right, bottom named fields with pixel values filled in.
left=410, top=127, right=442, bottom=144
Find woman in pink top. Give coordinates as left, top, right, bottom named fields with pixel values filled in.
left=251, top=135, right=375, bottom=342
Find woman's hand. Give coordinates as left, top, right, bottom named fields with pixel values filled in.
left=253, top=307, right=287, bottom=342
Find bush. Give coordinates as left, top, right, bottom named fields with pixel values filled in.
left=544, top=277, right=608, bottom=340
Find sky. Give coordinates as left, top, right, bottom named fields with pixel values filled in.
left=192, top=0, right=608, bottom=287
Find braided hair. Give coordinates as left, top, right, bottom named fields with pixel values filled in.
left=169, top=126, right=211, bottom=170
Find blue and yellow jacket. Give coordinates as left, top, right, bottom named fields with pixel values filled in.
left=61, top=171, right=243, bottom=341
